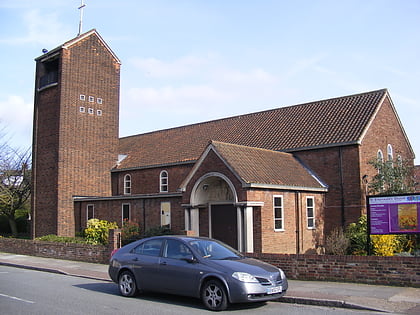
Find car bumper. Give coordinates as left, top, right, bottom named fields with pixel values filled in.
left=228, top=278, right=288, bottom=303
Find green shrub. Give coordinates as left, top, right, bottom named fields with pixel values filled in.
left=121, top=220, right=141, bottom=245
left=36, top=234, right=88, bottom=244
left=84, top=219, right=118, bottom=245
left=346, top=215, right=368, bottom=255
left=143, top=225, right=172, bottom=238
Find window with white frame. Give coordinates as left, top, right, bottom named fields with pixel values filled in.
left=87, top=204, right=94, bottom=221
left=273, top=196, right=284, bottom=231
left=160, top=170, right=168, bottom=192
left=387, top=144, right=393, bottom=163
left=122, top=203, right=130, bottom=224
left=124, top=174, right=131, bottom=195
left=306, top=197, right=315, bottom=229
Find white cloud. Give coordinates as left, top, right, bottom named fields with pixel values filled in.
left=0, top=9, right=72, bottom=46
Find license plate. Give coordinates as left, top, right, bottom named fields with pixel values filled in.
left=267, top=286, right=282, bottom=294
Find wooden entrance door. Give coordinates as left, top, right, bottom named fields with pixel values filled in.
left=211, top=204, right=237, bottom=249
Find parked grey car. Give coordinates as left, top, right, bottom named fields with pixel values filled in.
left=108, top=235, right=288, bottom=311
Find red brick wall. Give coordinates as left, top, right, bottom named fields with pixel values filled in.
left=294, top=146, right=363, bottom=235
left=359, top=95, right=415, bottom=188
left=247, top=189, right=324, bottom=254
left=246, top=252, right=420, bottom=287
left=75, top=195, right=185, bottom=234
left=112, top=163, right=193, bottom=195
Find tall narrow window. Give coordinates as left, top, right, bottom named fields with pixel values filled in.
left=160, top=170, right=168, bottom=192
left=306, top=197, right=315, bottom=229
left=377, top=149, right=384, bottom=162
left=161, top=202, right=171, bottom=228
left=87, top=204, right=94, bottom=221
left=387, top=144, right=393, bottom=164
left=124, top=174, right=131, bottom=195
left=273, top=196, right=284, bottom=231
left=122, top=203, right=130, bottom=225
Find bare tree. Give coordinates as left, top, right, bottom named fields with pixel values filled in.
left=0, top=128, right=31, bottom=236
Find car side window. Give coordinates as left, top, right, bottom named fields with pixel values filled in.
left=164, top=239, right=193, bottom=260
left=132, top=239, right=164, bottom=257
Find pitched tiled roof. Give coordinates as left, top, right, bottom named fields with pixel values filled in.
left=210, top=141, right=326, bottom=190
left=116, top=89, right=388, bottom=170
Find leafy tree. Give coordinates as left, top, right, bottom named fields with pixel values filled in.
left=367, top=156, right=415, bottom=195
left=0, top=146, right=31, bottom=236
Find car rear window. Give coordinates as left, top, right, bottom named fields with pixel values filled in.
left=132, top=239, right=164, bottom=257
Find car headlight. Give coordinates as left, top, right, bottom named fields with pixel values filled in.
left=278, top=268, right=286, bottom=279
left=232, top=272, right=259, bottom=283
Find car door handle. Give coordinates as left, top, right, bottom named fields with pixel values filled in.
left=160, top=261, right=167, bottom=266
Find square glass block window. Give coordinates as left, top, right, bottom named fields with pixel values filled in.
left=97, top=109, right=102, bottom=116
left=79, top=106, right=85, bottom=113
left=97, top=98, right=103, bottom=104
left=88, top=108, right=94, bottom=114
left=80, top=94, right=86, bottom=101
left=88, top=96, right=95, bottom=102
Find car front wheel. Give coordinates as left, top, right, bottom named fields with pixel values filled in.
left=118, top=270, right=137, bottom=297
left=201, top=279, right=228, bottom=311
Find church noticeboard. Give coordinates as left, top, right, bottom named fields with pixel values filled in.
left=367, top=194, right=420, bottom=234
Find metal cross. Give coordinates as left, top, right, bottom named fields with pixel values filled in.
left=78, top=0, right=86, bottom=36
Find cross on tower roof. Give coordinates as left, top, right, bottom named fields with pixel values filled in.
left=78, top=0, right=86, bottom=36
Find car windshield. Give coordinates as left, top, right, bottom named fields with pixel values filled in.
left=188, top=239, right=243, bottom=260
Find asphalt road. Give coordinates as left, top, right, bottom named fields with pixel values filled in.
left=0, top=266, right=384, bottom=315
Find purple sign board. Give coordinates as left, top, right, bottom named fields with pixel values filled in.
left=367, top=194, right=420, bottom=234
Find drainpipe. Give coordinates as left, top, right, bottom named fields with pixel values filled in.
left=295, top=191, right=300, bottom=254
left=338, top=147, right=345, bottom=228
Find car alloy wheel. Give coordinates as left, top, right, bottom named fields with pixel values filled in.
left=201, top=279, right=228, bottom=311
left=118, top=271, right=137, bottom=297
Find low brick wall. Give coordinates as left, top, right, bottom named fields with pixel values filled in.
left=246, top=253, right=420, bottom=287
left=0, top=237, right=111, bottom=264
left=0, top=230, right=121, bottom=264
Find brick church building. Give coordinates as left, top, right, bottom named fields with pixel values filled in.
left=31, top=30, right=415, bottom=254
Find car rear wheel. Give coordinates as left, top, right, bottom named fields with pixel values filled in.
left=118, top=270, right=137, bottom=297
left=201, top=279, right=228, bottom=311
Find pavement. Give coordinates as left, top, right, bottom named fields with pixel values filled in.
left=0, top=252, right=419, bottom=314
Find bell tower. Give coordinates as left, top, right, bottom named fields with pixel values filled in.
left=31, top=30, right=121, bottom=237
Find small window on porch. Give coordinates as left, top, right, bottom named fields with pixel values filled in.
left=87, top=204, right=94, bottom=221
left=122, top=203, right=131, bottom=225
left=273, top=196, right=284, bottom=231
left=306, top=197, right=315, bottom=229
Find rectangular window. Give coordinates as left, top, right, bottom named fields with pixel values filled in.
left=96, top=109, right=102, bottom=116
left=273, top=196, right=284, bottom=231
left=306, top=197, right=315, bottom=229
left=79, top=106, right=85, bottom=113
left=122, top=203, right=130, bottom=225
left=161, top=202, right=171, bottom=228
left=97, top=98, right=103, bottom=104
left=88, top=96, right=95, bottom=102
left=87, top=204, right=94, bottom=221
left=80, top=94, right=86, bottom=101
left=88, top=108, right=94, bottom=114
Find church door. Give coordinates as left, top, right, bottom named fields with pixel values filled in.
left=211, top=204, right=237, bottom=249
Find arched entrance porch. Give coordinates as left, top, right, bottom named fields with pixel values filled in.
left=185, top=172, right=257, bottom=252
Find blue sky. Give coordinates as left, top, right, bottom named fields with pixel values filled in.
left=1, top=0, right=419, bottom=163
